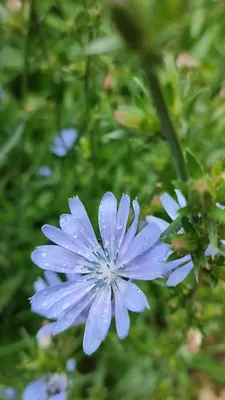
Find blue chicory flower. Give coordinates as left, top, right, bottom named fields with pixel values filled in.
left=23, top=373, right=68, bottom=400
left=146, top=190, right=224, bottom=286
left=50, top=128, right=77, bottom=157
left=31, top=192, right=169, bottom=355
left=146, top=190, right=196, bottom=286
left=37, top=166, right=52, bottom=178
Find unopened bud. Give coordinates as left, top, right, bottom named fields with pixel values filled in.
left=176, top=53, right=199, bottom=70
left=187, top=328, right=203, bottom=355
left=191, top=178, right=213, bottom=212
left=171, top=234, right=198, bottom=255
left=7, top=0, right=22, bottom=11
left=219, top=86, right=225, bottom=101
left=114, top=108, right=144, bottom=131
left=103, top=67, right=114, bottom=92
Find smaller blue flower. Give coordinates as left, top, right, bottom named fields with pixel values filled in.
left=50, top=129, right=77, bottom=157
left=0, top=388, right=17, bottom=400
left=37, top=166, right=52, bottom=178
left=23, top=374, right=68, bottom=400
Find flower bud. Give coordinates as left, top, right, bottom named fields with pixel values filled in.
left=190, top=178, right=214, bottom=212
left=171, top=234, right=198, bottom=255
left=114, top=108, right=144, bottom=131
left=176, top=53, right=199, bottom=70
left=187, top=328, right=203, bottom=355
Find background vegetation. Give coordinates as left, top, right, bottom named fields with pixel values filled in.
left=1, top=0, right=225, bottom=398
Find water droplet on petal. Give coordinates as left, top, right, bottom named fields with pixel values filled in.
left=41, top=252, right=48, bottom=258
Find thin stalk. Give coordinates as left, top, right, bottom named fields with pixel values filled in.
left=83, top=3, right=98, bottom=179
left=146, top=70, right=188, bottom=182
left=23, top=0, right=36, bottom=101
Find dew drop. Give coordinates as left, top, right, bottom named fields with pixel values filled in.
left=41, top=252, right=48, bottom=258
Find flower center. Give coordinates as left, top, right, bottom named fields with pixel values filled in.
left=47, top=373, right=68, bottom=396
left=98, top=262, right=116, bottom=284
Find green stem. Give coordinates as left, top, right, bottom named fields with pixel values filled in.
left=146, top=70, right=188, bottom=182
left=23, top=0, right=36, bottom=101
left=83, top=3, right=98, bottom=180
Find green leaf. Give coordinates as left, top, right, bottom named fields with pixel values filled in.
left=0, top=46, right=23, bottom=69
left=211, top=159, right=223, bottom=179
left=0, top=273, right=24, bottom=312
left=187, top=356, right=225, bottom=385
left=85, top=36, right=124, bottom=55
left=185, top=149, right=204, bottom=179
left=160, top=216, right=182, bottom=241
left=210, top=207, right=225, bottom=224
left=0, top=123, right=25, bottom=168
left=218, top=244, right=225, bottom=257
left=207, top=219, right=217, bottom=259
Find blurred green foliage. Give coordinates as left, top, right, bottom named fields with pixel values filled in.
left=1, top=0, right=225, bottom=398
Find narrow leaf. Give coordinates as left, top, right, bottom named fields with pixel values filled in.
left=0, top=123, right=25, bottom=168
left=160, top=216, right=182, bottom=241
left=210, top=207, right=225, bottom=224
left=207, top=219, right=217, bottom=259
left=186, top=149, right=204, bottom=179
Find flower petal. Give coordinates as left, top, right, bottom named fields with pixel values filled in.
left=146, top=216, right=169, bottom=233
left=31, top=281, right=85, bottom=314
left=46, top=281, right=96, bottom=319
left=119, top=262, right=165, bottom=280
left=119, top=200, right=140, bottom=258
left=68, top=197, right=100, bottom=250
left=66, top=358, right=77, bottom=372
left=59, top=214, right=99, bottom=261
left=166, top=262, right=194, bottom=286
left=61, top=128, right=77, bottom=148
left=83, top=285, right=112, bottom=355
left=127, top=243, right=170, bottom=268
left=113, top=284, right=130, bottom=339
left=42, top=225, right=93, bottom=260
left=52, top=288, right=97, bottom=335
left=116, top=194, right=130, bottom=251
left=44, top=271, right=62, bottom=286
left=34, top=277, right=47, bottom=293
left=162, top=255, right=192, bottom=274
left=23, top=377, right=48, bottom=400
left=98, top=192, right=117, bottom=260
left=118, top=222, right=160, bottom=266
left=175, top=189, right=187, bottom=208
left=31, top=245, right=91, bottom=274
left=37, top=323, right=57, bottom=340
left=160, top=193, right=180, bottom=221
left=116, top=278, right=149, bottom=312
